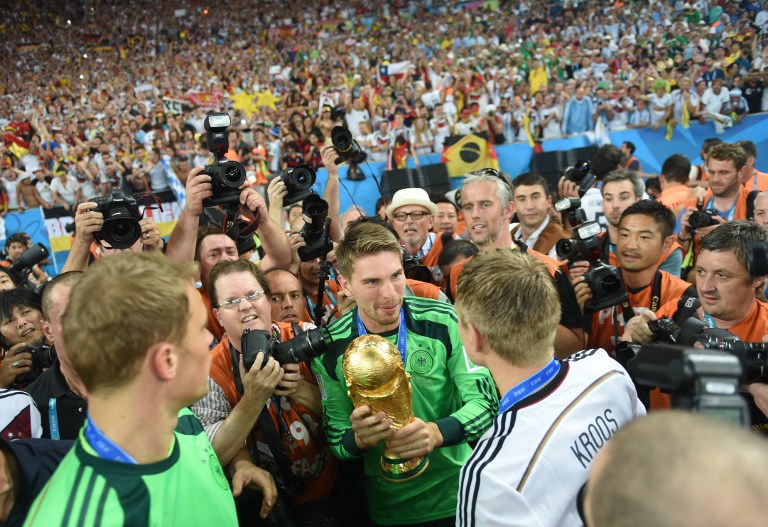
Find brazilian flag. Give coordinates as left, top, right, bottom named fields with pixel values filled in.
left=440, top=132, right=499, bottom=178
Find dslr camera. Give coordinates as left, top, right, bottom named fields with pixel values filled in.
left=331, top=125, right=367, bottom=165
left=556, top=221, right=627, bottom=312
left=554, top=197, right=587, bottom=228
left=279, top=164, right=316, bottom=206
left=626, top=343, right=749, bottom=426
left=562, top=159, right=596, bottom=197
left=14, top=343, right=56, bottom=385
left=8, top=243, right=49, bottom=287
left=201, top=112, right=247, bottom=208
left=687, top=210, right=718, bottom=233
left=92, top=189, right=142, bottom=249
left=240, top=327, right=331, bottom=371
left=297, top=194, right=333, bottom=262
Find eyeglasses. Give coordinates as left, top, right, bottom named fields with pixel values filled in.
left=392, top=211, right=430, bottom=222
left=216, top=290, right=265, bottom=310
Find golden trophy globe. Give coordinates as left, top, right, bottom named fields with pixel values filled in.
left=342, top=334, right=429, bottom=482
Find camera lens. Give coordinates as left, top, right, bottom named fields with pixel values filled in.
left=103, top=206, right=142, bottom=249
left=288, top=166, right=315, bottom=191
left=599, top=273, right=622, bottom=293
left=220, top=162, right=246, bottom=188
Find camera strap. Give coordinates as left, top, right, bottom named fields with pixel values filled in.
left=229, top=340, right=305, bottom=495
left=705, top=196, right=737, bottom=222
left=619, top=270, right=662, bottom=327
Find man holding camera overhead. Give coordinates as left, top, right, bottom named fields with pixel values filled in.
left=572, top=201, right=696, bottom=361
left=191, top=258, right=339, bottom=525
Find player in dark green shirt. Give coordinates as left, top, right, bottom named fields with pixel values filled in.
left=311, top=221, right=497, bottom=526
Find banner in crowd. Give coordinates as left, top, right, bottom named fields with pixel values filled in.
left=440, top=132, right=499, bottom=178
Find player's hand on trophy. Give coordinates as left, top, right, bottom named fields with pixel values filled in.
left=386, top=418, right=443, bottom=459
left=350, top=405, right=393, bottom=450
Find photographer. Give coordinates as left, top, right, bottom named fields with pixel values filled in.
left=1, top=233, right=48, bottom=285
left=558, top=145, right=625, bottom=223
left=25, top=272, right=87, bottom=440
left=61, top=198, right=163, bottom=272
left=0, top=288, right=49, bottom=389
left=677, top=143, right=751, bottom=257
left=573, top=201, right=696, bottom=356
left=191, top=258, right=339, bottom=526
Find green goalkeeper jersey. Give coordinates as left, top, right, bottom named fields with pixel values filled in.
left=312, top=297, right=498, bottom=525
left=24, top=408, right=238, bottom=527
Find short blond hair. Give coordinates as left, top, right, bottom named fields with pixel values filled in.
left=63, top=252, right=197, bottom=393
left=335, top=221, right=402, bottom=279
left=455, top=250, right=560, bottom=366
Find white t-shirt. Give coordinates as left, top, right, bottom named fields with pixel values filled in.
left=50, top=175, right=80, bottom=206
left=702, top=87, right=730, bottom=115
left=648, top=92, right=672, bottom=125
left=539, top=106, right=562, bottom=139
left=457, top=349, right=645, bottom=527
left=35, top=179, right=54, bottom=203
left=3, top=178, right=18, bottom=210
left=345, top=108, right=370, bottom=140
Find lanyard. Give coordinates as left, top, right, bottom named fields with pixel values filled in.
left=754, top=171, right=760, bottom=191
left=305, top=285, right=337, bottom=316
left=84, top=414, right=137, bottom=464
left=498, top=358, right=561, bottom=413
left=705, top=197, right=736, bottom=222
left=48, top=398, right=60, bottom=441
left=356, top=308, right=408, bottom=364
left=704, top=313, right=716, bottom=329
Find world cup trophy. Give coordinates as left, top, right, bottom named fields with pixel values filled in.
left=342, top=334, right=429, bottom=482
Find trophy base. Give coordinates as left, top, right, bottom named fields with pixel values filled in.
left=380, top=452, right=429, bottom=483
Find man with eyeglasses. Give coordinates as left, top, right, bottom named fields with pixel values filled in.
left=387, top=188, right=457, bottom=283
left=190, top=258, right=340, bottom=526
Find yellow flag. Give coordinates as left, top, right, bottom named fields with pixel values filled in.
left=665, top=120, right=675, bottom=142
left=523, top=114, right=535, bottom=147
left=681, top=101, right=690, bottom=129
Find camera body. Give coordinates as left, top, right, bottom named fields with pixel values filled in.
left=556, top=221, right=627, bottom=312
left=627, top=344, right=749, bottom=426
left=687, top=209, right=718, bottom=232
left=331, top=125, right=367, bottom=165
left=554, top=197, right=587, bottom=228
left=15, top=343, right=56, bottom=385
left=698, top=330, right=768, bottom=385
left=297, top=194, right=333, bottom=262
left=201, top=112, right=247, bottom=208
left=562, top=159, right=596, bottom=197
left=280, top=164, right=316, bottom=206
left=92, top=189, right=142, bottom=249
left=8, top=243, right=49, bottom=286
left=240, top=327, right=330, bottom=371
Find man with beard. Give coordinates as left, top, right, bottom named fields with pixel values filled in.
left=678, top=143, right=751, bottom=259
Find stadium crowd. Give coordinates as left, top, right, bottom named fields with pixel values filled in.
left=1, top=1, right=768, bottom=527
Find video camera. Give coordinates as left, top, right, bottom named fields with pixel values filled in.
left=201, top=112, right=247, bottom=208
left=240, top=327, right=331, bottom=371
left=562, top=159, right=596, bottom=198
left=297, top=194, right=333, bottom=262
left=556, top=221, right=627, bottom=312
left=554, top=197, right=587, bottom=228
left=8, top=243, right=49, bottom=287
left=13, top=342, right=56, bottom=385
left=92, top=189, right=142, bottom=249
left=279, top=165, right=316, bottom=206
left=331, top=126, right=367, bottom=165
left=627, top=344, right=750, bottom=426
